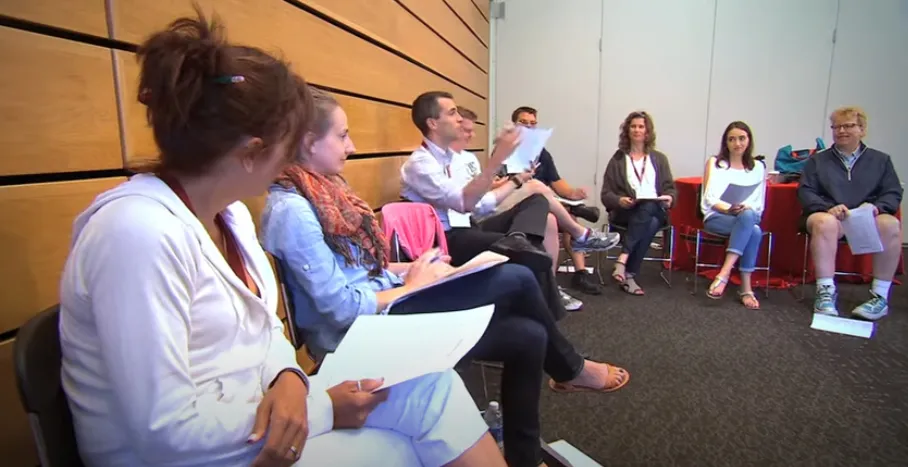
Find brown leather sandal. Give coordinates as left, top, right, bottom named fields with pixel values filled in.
left=548, top=364, right=630, bottom=393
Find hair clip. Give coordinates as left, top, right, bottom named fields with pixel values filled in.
left=214, top=75, right=245, bottom=84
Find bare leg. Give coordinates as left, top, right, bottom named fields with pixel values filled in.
left=560, top=232, right=587, bottom=271
left=543, top=213, right=560, bottom=275
left=872, top=214, right=902, bottom=281
left=709, top=252, right=741, bottom=296
left=806, top=212, right=842, bottom=280
left=443, top=434, right=507, bottom=467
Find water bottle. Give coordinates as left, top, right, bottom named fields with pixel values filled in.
left=484, top=401, right=504, bottom=451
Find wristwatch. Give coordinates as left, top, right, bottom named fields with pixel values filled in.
left=508, top=174, right=523, bottom=188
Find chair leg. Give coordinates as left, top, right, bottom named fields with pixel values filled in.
left=666, top=226, right=674, bottom=287
left=479, top=364, right=489, bottom=402
left=765, top=232, right=773, bottom=299
left=800, top=233, right=809, bottom=301
left=692, top=230, right=702, bottom=294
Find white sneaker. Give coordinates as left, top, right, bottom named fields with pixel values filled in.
left=559, top=286, right=583, bottom=311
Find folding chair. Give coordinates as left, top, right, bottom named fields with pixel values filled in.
left=600, top=213, right=675, bottom=287
left=13, top=305, right=85, bottom=467
left=683, top=188, right=774, bottom=297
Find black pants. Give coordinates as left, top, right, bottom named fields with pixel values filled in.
left=390, top=263, right=584, bottom=467
left=610, top=200, right=667, bottom=276
left=445, top=194, right=566, bottom=321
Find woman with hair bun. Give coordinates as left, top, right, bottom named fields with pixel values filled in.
left=58, top=9, right=504, bottom=467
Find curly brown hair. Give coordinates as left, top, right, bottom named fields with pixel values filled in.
left=618, top=111, right=656, bottom=154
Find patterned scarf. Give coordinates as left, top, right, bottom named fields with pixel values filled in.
left=275, top=164, right=388, bottom=276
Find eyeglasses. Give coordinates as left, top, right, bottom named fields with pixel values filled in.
left=831, top=123, right=860, bottom=131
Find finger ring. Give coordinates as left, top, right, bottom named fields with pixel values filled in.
left=289, top=446, right=298, bottom=456
left=356, top=380, right=362, bottom=391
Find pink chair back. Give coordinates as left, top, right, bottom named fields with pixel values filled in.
left=380, top=202, right=449, bottom=261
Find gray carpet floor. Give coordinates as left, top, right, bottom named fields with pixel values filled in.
left=463, top=247, right=908, bottom=467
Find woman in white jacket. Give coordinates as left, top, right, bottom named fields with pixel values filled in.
left=58, top=10, right=503, bottom=467
left=700, top=121, right=767, bottom=309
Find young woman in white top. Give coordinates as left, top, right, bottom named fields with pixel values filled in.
left=57, top=10, right=504, bottom=467
left=700, top=121, right=767, bottom=309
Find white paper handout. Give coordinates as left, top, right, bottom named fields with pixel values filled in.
left=841, top=204, right=884, bottom=255
left=504, top=127, right=553, bottom=174
left=810, top=313, right=875, bottom=339
left=317, top=306, right=495, bottom=391
left=384, top=251, right=509, bottom=311
left=447, top=209, right=472, bottom=228
left=719, top=183, right=760, bottom=205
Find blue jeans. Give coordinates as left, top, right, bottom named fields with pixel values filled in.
left=703, top=209, right=763, bottom=272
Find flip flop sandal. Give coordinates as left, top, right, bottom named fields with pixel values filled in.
left=739, top=291, right=761, bottom=309
left=548, top=364, right=630, bottom=393
left=620, top=277, right=644, bottom=296
left=707, top=275, right=728, bottom=300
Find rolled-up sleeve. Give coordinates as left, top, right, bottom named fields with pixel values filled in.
left=262, top=195, right=377, bottom=329
left=401, top=152, right=468, bottom=213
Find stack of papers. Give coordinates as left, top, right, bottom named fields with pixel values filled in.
left=317, top=306, right=495, bottom=391
left=841, top=204, right=884, bottom=255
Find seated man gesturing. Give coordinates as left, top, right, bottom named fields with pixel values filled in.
left=798, top=106, right=903, bottom=320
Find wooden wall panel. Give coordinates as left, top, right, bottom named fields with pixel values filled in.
left=295, top=0, right=488, bottom=89
left=0, top=0, right=108, bottom=37
left=343, top=156, right=408, bottom=209
left=0, top=27, right=122, bottom=176
left=0, top=339, right=37, bottom=466
left=116, top=52, right=425, bottom=162
left=397, top=0, right=488, bottom=66
left=0, top=178, right=125, bottom=335
left=472, top=0, right=490, bottom=20
left=444, top=0, right=490, bottom=45
left=108, top=0, right=486, bottom=116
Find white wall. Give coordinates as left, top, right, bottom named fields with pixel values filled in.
left=824, top=0, right=908, bottom=222
left=491, top=0, right=908, bottom=240
left=492, top=0, right=603, bottom=190
left=598, top=0, right=715, bottom=180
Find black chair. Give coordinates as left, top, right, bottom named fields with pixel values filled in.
left=682, top=186, right=774, bottom=297
left=796, top=225, right=864, bottom=300
left=600, top=213, right=675, bottom=287
left=271, top=254, right=323, bottom=371
left=13, top=305, right=85, bottom=467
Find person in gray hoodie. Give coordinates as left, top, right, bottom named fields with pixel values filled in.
left=798, top=106, right=903, bottom=320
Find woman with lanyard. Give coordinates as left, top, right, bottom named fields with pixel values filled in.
left=600, top=111, right=676, bottom=296
left=57, top=11, right=505, bottom=467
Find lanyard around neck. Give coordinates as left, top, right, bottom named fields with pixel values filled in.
left=159, top=174, right=260, bottom=298
left=631, top=155, right=647, bottom=184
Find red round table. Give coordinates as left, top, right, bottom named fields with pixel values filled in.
left=668, top=176, right=903, bottom=288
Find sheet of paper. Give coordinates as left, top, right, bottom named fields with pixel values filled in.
left=447, top=209, right=472, bottom=228
left=719, top=183, right=759, bottom=205
left=318, top=306, right=495, bottom=390
left=547, top=440, right=603, bottom=467
left=553, top=195, right=583, bottom=206
left=841, top=204, right=884, bottom=255
left=810, top=313, right=875, bottom=339
left=505, top=127, right=553, bottom=173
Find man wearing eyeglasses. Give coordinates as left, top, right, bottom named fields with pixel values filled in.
left=798, top=106, right=903, bottom=320
left=492, top=106, right=608, bottom=297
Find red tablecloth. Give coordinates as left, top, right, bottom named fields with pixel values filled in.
left=669, top=176, right=903, bottom=288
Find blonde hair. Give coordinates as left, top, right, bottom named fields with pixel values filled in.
left=830, top=106, right=867, bottom=130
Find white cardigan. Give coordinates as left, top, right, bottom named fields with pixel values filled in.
left=59, top=174, right=334, bottom=466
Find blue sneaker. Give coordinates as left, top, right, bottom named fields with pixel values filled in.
left=851, top=292, right=889, bottom=321
left=813, top=286, right=838, bottom=316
